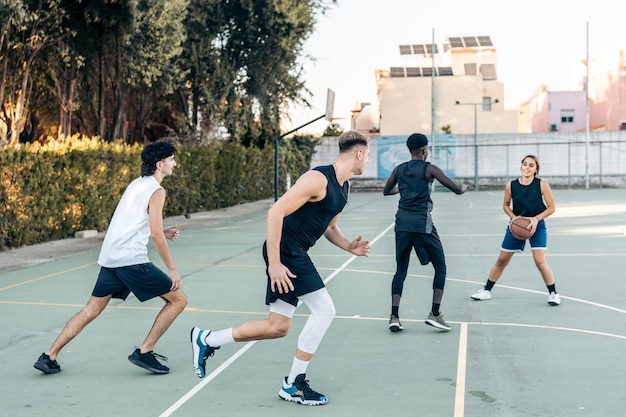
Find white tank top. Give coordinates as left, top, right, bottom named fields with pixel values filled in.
left=98, top=176, right=163, bottom=268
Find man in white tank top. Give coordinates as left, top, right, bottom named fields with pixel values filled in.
left=34, top=142, right=187, bottom=375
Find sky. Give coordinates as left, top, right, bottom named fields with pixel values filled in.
left=285, top=0, right=626, bottom=134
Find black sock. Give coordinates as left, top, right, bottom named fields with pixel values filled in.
left=547, top=284, right=557, bottom=294
left=391, top=306, right=399, bottom=317
left=485, top=280, right=496, bottom=291
left=431, top=303, right=440, bottom=316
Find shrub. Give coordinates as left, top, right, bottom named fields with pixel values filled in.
left=0, top=135, right=315, bottom=250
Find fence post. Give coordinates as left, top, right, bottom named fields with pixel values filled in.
left=599, top=142, right=602, bottom=189
left=568, top=141, right=571, bottom=189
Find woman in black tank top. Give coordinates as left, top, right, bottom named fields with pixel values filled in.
left=470, top=155, right=561, bottom=306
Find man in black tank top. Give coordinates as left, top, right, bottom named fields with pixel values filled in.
left=383, top=133, right=473, bottom=332
left=190, top=130, right=371, bottom=405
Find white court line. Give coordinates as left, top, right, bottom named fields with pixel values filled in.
left=454, top=323, right=469, bottom=417
left=322, top=222, right=394, bottom=285
left=159, top=222, right=395, bottom=416
left=158, top=342, right=256, bottom=417
left=319, top=267, right=626, bottom=316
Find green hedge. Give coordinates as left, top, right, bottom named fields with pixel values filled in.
left=0, top=135, right=316, bottom=250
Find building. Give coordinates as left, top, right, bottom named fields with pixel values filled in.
left=523, top=50, right=626, bottom=133
left=523, top=85, right=586, bottom=133
left=375, top=35, right=518, bottom=136
left=580, top=50, right=626, bottom=131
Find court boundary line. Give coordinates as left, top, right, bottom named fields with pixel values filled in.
left=158, top=342, right=257, bottom=417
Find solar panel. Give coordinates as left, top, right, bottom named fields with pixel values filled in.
left=480, top=63, right=497, bottom=80
left=405, top=67, right=421, bottom=77
left=425, top=44, right=439, bottom=54
left=448, top=37, right=464, bottom=48
left=477, top=36, right=493, bottom=46
left=438, top=67, right=454, bottom=76
left=389, top=67, right=406, bottom=77
left=412, top=44, right=426, bottom=54
left=399, top=45, right=412, bottom=55
left=463, top=36, right=478, bottom=47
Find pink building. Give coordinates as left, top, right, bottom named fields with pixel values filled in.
left=526, top=50, right=626, bottom=132
left=527, top=86, right=586, bottom=132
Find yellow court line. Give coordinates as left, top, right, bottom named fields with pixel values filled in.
left=0, top=300, right=292, bottom=318
left=0, top=262, right=97, bottom=292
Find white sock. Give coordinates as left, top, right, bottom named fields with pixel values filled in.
left=287, top=357, right=309, bottom=384
left=204, top=328, right=234, bottom=347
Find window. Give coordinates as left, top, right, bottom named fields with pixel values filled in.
left=482, top=97, right=493, bottom=111
left=561, top=109, right=574, bottom=123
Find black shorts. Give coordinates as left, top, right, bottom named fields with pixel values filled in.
left=395, top=228, right=445, bottom=266
left=263, top=241, right=325, bottom=307
left=92, top=263, right=172, bottom=302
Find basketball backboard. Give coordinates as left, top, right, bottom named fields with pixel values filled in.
left=325, top=88, right=335, bottom=121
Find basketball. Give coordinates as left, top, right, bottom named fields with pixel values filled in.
left=509, top=217, right=534, bottom=240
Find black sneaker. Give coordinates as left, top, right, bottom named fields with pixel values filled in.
left=128, top=348, right=169, bottom=374
left=278, top=373, right=328, bottom=405
left=34, top=353, right=61, bottom=374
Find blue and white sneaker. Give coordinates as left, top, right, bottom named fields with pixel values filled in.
left=278, top=374, right=328, bottom=405
left=190, top=327, right=220, bottom=378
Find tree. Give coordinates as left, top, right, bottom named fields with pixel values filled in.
left=0, top=0, right=70, bottom=146
left=1, top=0, right=336, bottom=146
left=181, top=0, right=335, bottom=147
left=323, top=122, right=343, bottom=136
left=120, top=0, right=189, bottom=142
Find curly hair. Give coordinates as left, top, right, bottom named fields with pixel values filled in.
left=141, top=141, right=177, bottom=177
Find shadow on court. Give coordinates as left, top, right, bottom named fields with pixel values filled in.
left=1, top=189, right=625, bottom=417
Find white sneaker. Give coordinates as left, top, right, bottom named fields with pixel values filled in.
left=547, top=292, right=561, bottom=306
left=470, top=288, right=491, bottom=300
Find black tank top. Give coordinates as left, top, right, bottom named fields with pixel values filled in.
left=282, top=165, right=349, bottom=250
left=511, top=177, right=546, bottom=217
left=394, top=160, right=434, bottom=233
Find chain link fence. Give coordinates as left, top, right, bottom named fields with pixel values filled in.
left=312, top=131, right=626, bottom=189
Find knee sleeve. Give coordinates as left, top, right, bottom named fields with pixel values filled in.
left=297, top=288, right=336, bottom=354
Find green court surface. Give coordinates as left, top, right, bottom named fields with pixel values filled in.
left=1, top=188, right=626, bottom=416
